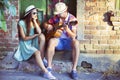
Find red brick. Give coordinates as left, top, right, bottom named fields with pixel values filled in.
left=84, top=34, right=93, bottom=39
left=11, top=43, right=19, bottom=47
left=0, top=43, right=5, bottom=47
left=79, top=40, right=90, bottom=44
left=0, top=39, right=8, bottom=43
left=85, top=6, right=92, bottom=11
left=6, top=48, right=14, bottom=52
left=86, top=50, right=97, bottom=53
left=0, top=0, right=19, bottom=55
left=110, top=35, right=119, bottom=39
left=90, top=30, right=100, bottom=35
left=85, top=25, right=96, bottom=30
left=96, top=50, right=105, bottom=54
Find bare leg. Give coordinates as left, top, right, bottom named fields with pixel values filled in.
left=34, top=51, right=48, bottom=73
left=34, top=51, right=56, bottom=79
left=38, top=33, right=45, bottom=59
left=47, top=38, right=58, bottom=68
left=72, top=39, right=80, bottom=70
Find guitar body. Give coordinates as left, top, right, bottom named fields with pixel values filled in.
left=53, top=30, right=62, bottom=37
left=45, top=22, right=63, bottom=40
left=45, top=30, right=62, bottom=40
left=45, top=20, right=78, bottom=41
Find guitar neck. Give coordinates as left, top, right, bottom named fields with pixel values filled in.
left=53, top=20, right=78, bottom=30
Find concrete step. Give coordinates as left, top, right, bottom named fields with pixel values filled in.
left=0, top=51, right=74, bottom=73
left=1, top=52, right=120, bottom=74
left=0, top=70, right=120, bottom=80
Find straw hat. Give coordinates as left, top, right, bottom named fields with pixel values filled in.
left=54, top=2, right=67, bottom=15
left=24, top=5, right=36, bottom=17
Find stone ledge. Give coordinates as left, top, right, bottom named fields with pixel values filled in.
left=1, top=52, right=120, bottom=74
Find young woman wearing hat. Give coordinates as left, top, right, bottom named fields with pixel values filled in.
left=14, top=5, right=56, bottom=80
left=44, top=2, right=80, bottom=80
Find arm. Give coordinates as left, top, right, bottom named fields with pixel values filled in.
left=43, top=22, right=53, bottom=31
left=65, top=25, right=77, bottom=39
left=32, top=19, right=41, bottom=34
left=19, top=25, right=40, bottom=41
left=64, top=17, right=78, bottom=39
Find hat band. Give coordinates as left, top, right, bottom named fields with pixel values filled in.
left=24, top=8, right=36, bottom=16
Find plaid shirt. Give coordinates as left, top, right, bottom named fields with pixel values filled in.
left=48, top=13, right=78, bottom=38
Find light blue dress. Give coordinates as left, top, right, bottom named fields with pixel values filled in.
left=14, top=20, right=39, bottom=61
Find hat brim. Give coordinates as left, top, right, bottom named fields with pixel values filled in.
left=54, top=7, right=67, bottom=15
left=24, top=8, right=36, bottom=17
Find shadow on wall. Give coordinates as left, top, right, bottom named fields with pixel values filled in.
left=103, top=10, right=114, bottom=28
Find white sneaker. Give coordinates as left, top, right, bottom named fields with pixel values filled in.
left=43, top=72, right=56, bottom=80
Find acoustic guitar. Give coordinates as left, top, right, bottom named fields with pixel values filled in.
left=45, top=20, right=78, bottom=41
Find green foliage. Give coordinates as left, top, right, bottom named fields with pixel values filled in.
left=0, top=0, right=16, bottom=32
left=20, top=0, right=46, bottom=18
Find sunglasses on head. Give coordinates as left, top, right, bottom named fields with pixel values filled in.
left=32, top=12, right=37, bottom=15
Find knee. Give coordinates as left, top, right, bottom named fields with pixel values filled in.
left=73, top=39, right=79, bottom=46
left=48, top=38, right=57, bottom=47
left=35, top=50, right=41, bottom=56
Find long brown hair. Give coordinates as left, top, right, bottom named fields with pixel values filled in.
left=24, top=11, right=40, bottom=36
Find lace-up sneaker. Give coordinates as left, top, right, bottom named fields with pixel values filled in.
left=71, top=70, right=78, bottom=80
left=43, top=72, right=56, bottom=80
left=47, top=67, right=52, bottom=72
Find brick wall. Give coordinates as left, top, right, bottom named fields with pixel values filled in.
left=0, top=0, right=19, bottom=59
left=78, top=0, right=120, bottom=54
left=0, top=0, right=119, bottom=58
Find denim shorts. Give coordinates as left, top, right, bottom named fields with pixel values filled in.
left=55, top=38, right=72, bottom=51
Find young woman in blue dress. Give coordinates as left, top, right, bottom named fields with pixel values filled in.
left=14, top=5, right=56, bottom=80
